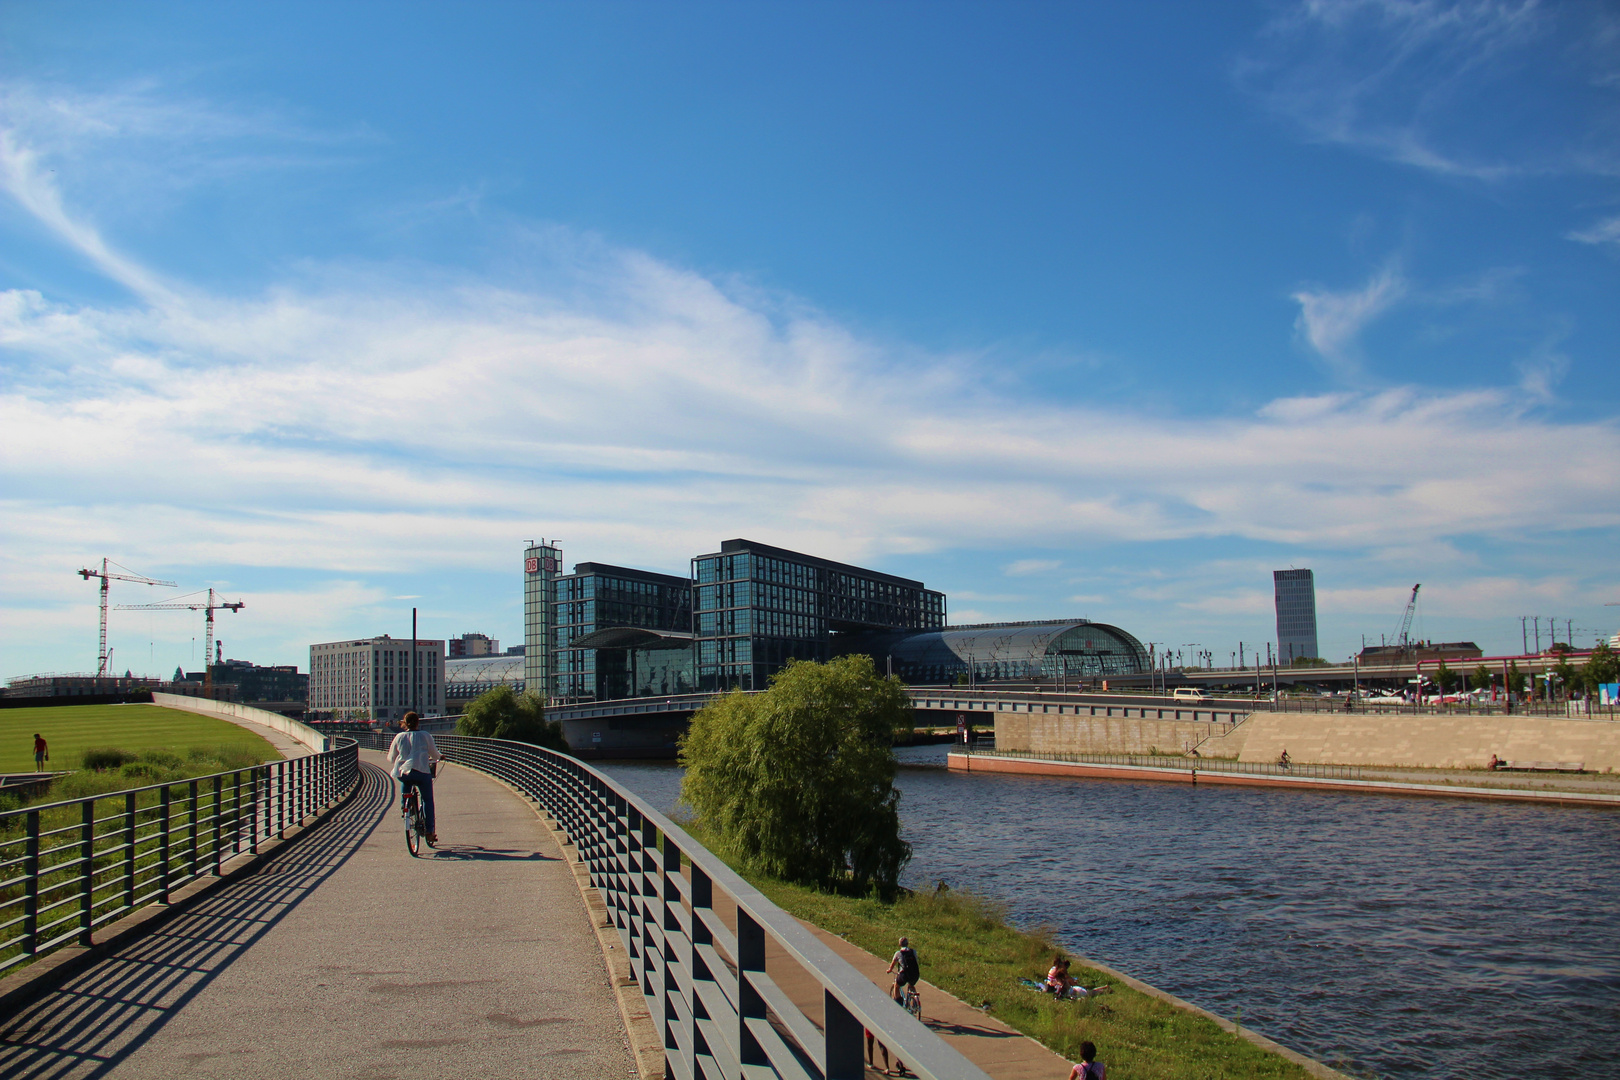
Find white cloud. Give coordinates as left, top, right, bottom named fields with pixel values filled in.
left=1567, top=215, right=1620, bottom=246
left=1292, top=263, right=1405, bottom=376
left=1004, top=559, right=1061, bottom=577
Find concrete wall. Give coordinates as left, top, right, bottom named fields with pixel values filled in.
left=996, top=709, right=1235, bottom=756
left=1226, top=711, right=1620, bottom=772
left=151, top=692, right=330, bottom=754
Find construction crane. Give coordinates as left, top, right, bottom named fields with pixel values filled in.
left=78, top=559, right=177, bottom=677
left=117, top=588, right=244, bottom=696
left=1392, top=584, right=1421, bottom=656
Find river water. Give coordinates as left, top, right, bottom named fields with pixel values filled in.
left=599, top=747, right=1620, bottom=1079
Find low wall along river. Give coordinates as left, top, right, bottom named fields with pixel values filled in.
left=602, top=743, right=1620, bottom=1080
left=996, top=708, right=1620, bottom=771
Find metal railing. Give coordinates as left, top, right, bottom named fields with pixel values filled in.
left=962, top=746, right=1364, bottom=781
left=0, top=739, right=358, bottom=975
left=359, top=733, right=989, bottom=1080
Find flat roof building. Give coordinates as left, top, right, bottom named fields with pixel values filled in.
left=556, top=563, right=693, bottom=701
left=692, top=539, right=946, bottom=692
left=1274, top=569, right=1319, bottom=663
left=309, top=635, right=444, bottom=723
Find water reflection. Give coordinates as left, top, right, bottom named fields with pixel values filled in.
left=600, top=749, right=1620, bottom=1078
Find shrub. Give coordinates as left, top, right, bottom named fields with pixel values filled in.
left=82, top=748, right=139, bottom=771
left=456, top=686, right=567, bottom=749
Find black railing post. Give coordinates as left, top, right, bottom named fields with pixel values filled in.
left=737, top=910, right=768, bottom=1068
left=248, top=768, right=259, bottom=855
left=123, top=791, right=137, bottom=911
left=22, top=810, right=39, bottom=954
left=158, top=785, right=172, bottom=903
left=188, top=779, right=200, bottom=881
left=213, top=774, right=224, bottom=874
left=79, top=798, right=95, bottom=946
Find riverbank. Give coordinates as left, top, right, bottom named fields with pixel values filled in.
left=722, top=854, right=1345, bottom=1078
left=949, top=750, right=1620, bottom=806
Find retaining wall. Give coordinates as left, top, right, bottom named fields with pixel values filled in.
left=1223, top=711, right=1620, bottom=771
left=995, top=710, right=1234, bottom=756
left=150, top=692, right=330, bottom=754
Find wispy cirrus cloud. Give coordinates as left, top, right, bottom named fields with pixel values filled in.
left=1238, top=0, right=1619, bottom=180
left=1567, top=214, right=1620, bottom=246
left=1291, top=263, right=1406, bottom=377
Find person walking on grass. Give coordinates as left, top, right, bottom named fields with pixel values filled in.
left=1067, top=1040, right=1105, bottom=1079
left=33, top=734, right=47, bottom=772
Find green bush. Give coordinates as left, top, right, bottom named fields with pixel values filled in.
left=456, top=685, right=567, bottom=749
left=82, top=747, right=139, bottom=771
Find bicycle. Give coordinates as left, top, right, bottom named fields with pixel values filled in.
left=900, top=985, right=922, bottom=1021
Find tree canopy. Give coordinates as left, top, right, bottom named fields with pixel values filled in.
left=678, top=654, right=911, bottom=898
left=455, top=685, right=568, bottom=751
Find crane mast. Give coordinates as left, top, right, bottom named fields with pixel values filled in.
left=116, top=588, right=245, bottom=696
left=77, top=559, right=177, bottom=676
left=1393, top=584, right=1421, bottom=656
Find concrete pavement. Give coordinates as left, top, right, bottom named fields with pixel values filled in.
left=0, top=753, right=634, bottom=1079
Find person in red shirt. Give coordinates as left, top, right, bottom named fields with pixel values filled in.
left=33, top=733, right=47, bottom=771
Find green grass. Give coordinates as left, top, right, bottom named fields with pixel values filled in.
left=0, top=704, right=278, bottom=775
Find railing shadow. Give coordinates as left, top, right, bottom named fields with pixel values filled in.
left=0, top=764, right=391, bottom=1080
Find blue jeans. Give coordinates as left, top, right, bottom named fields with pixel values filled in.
left=401, top=770, right=435, bottom=834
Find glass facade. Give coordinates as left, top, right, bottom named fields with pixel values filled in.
left=523, top=542, right=562, bottom=698
left=691, top=539, right=946, bottom=691
left=1274, top=569, right=1319, bottom=663
left=838, top=621, right=1149, bottom=684
left=555, top=563, right=693, bottom=700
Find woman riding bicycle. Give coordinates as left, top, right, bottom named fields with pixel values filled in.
left=387, top=712, right=443, bottom=846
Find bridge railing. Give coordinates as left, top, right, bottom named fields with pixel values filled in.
left=363, top=733, right=990, bottom=1080
left=0, top=739, right=359, bottom=976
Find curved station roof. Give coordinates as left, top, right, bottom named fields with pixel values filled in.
left=845, top=620, right=1149, bottom=681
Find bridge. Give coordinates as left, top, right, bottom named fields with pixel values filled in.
left=0, top=702, right=1003, bottom=1080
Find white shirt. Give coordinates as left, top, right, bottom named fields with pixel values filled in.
left=387, top=730, right=440, bottom=777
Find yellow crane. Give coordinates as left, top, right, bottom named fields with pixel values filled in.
left=117, top=589, right=245, bottom=697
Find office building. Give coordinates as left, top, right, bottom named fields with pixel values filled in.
left=556, top=563, right=693, bottom=700
left=1273, top=569, right=1319, bottom=664
left=308, top=635, right=444, bottom=723
left=448, top=633, right=500, bottom=658
left=523, top=541, right=563, bottom=700
left=184, top=659, right=307, bottom=705
left=692, top=539, right=946, bottom=691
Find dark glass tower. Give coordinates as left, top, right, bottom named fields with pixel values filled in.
left=1273, top=568, right=1319, bottom=663
left=691, top=539, right=946, bottom=691
left=523, top=541, right=562, bottom=698
left=556, top=563, right=693, bottom=700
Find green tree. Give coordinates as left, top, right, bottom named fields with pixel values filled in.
left=1434, top=660, right=1459, bottom=693
left=456, top=685, right=568, bottom=750
left=1471, top=664, right=1493, bottom=693
left=679, top=655, right=911, bottom=898
left=1580, top=641, right=1619, bottom=695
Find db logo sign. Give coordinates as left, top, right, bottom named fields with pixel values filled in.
left=525, top=558, right=540, bottom=573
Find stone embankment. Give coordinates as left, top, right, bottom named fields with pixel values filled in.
left=996, top=708, right=1620, bottom=772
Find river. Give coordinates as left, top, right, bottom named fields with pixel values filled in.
left=599, top=746, right=1620, bottom=1079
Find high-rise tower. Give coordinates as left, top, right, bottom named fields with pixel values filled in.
left=1273, top=568, right=1319, bottom=664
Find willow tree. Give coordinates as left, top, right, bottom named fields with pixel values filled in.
left=679, top=654, right=911, bottom=898
left=456, top=685, right=567, bottom=750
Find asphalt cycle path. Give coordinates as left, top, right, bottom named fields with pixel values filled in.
left=0, top=753, right=634, bottom=1080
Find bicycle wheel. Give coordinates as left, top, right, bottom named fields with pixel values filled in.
left=906, top=991, right=921, bottom=1020
left=404, top=797, right=421, bottom=857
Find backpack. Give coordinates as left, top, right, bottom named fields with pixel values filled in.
left=897, top=947, right=919, bottom=982
left=1079, top=1062, right=1105, bottom=1080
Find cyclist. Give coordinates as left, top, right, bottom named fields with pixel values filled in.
left=887, top=936, right=920, bottom=1016
left=387, top=712, right=443, bottom=846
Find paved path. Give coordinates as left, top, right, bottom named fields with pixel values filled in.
left=0, top=753, right=634, bottom=1080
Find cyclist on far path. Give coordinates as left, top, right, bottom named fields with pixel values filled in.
left=887, top=936, right=921, bottom=1015
left=388, top=712, right=443, bottom=846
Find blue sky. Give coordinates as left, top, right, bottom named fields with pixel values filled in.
left=2, top=0, right=1617, bottom=678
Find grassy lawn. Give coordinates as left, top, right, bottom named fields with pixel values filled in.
left=0, top=704, right=279, bottom=775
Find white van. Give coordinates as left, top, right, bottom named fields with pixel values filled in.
left=1171, top=687, right=1208, bottom=703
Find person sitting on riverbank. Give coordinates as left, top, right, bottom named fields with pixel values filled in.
left=1045, top=957, right=1111, bottom=1001
left=1067, top=1041, right=1105, bottom=1079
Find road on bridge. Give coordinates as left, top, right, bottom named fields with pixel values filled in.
left=0, top=753, right=635, bottom=1080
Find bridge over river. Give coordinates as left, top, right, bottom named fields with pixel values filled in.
left=0, top=705, right=1062, bottom=1080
